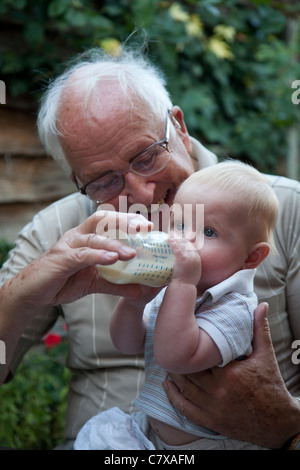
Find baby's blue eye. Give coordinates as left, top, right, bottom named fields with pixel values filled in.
left=176, top=222, right=185, bottom=231
left=204, top=227, right=216, bottom=238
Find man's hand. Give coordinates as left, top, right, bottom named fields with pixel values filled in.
left=5, top=211, right=154, bottom=308
left=163, top=303, right=300, bottom=448
left=0, top=211, right=153, bottom=381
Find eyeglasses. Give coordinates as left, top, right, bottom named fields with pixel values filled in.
left=72, top=111, right=171, bottom=203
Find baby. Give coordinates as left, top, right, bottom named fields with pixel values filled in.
left=75, top=160, right=279, bottom=450
left=110, top=160, right=279, bottom=450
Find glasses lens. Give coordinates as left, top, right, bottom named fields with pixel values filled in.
left=85, top=172, right=123, bottom=203
left=131, top=143, right=170, bottom=176
left=85, top=146, right=170, bottom=202
left=83, top=114, right=171, bottom=203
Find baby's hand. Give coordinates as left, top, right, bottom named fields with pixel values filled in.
left=169, top=236, right=201, bottom=286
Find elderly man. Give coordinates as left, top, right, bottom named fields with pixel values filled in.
left=0, top=48, right=300, bottom=449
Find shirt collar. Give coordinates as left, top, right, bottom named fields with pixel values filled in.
left=197, top=269, right=256, bottom=304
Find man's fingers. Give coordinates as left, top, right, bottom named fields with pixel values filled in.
left=94, top=210, right=153, bottom=236
left=92, top=275, right=143, bottom=298
left=162, top=378, right=194, bottom=416
left=165, top=372, right=210, bottom=402
left=67, top=233, right=136, bottom=260
left=76, top=210, right=149, bottom=234
left=162, top=378, right=209, bottom=427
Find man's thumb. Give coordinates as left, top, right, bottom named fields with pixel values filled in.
left=252, top=302, right=273, bottom=354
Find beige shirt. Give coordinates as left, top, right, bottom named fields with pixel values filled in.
left=1, top=138, right=300, bottom=442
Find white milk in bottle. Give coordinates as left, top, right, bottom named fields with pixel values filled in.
left=97, top=230, right=174, bottom=287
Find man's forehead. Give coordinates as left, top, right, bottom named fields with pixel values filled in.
left=59, top=78, right=136, bottom=118
left=57, top=93, right=149, bottom=149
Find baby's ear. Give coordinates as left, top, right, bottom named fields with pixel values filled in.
left=243, top=242, right=270, bottom=269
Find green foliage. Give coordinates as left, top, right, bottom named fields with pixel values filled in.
left=0, top=342, right=71, bottom=450
left=0, top=239, right=70, bottom=449
left=0, top=239, right=14, bottom=268
left=0, top=2, right=299, bottom=449
left=1, top=0, right=300, bottom=172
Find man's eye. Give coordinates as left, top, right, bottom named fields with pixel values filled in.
left=101, top=173, right=121, bottom=188
left=204, top=227, right=216, bottom=238
left=133, top=151, right=156, bottom=170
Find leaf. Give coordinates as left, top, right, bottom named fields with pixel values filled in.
left=48, top=0, right=72, bottom=17
left=24, top=22, right=45, bottom=46
left=131, top=0, right=158, bottom=27
left=65, top=9, right=89, bottom=27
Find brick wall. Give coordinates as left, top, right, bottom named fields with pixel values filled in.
left=0, top=106, right=74, bottom=242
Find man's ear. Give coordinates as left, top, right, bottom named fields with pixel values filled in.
left=243, top=242, right=270, bottom=269
left=170, top=105, right=191, bottom=153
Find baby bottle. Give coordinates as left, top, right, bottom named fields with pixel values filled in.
left=97, top=230, right=174, bottom=287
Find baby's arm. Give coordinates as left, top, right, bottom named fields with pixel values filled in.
left=110, top=286, right=160, bottom=355
left=154, top=238, right=222, bottom=373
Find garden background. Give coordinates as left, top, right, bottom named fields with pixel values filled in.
left=0, top=0, right=299, bottom=449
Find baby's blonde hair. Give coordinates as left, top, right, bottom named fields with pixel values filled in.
left=179, top=159, right=278, bottom=249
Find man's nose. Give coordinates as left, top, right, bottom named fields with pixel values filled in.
left=123, top=171, right=156, bottom=207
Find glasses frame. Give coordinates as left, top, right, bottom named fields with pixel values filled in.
left=72, top=110, right=171, bottom=203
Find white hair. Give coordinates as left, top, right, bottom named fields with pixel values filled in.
left=37, top=47, right=173, bottom=172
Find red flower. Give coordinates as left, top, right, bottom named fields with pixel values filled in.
left=44, top=333, right=62, bottom=349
